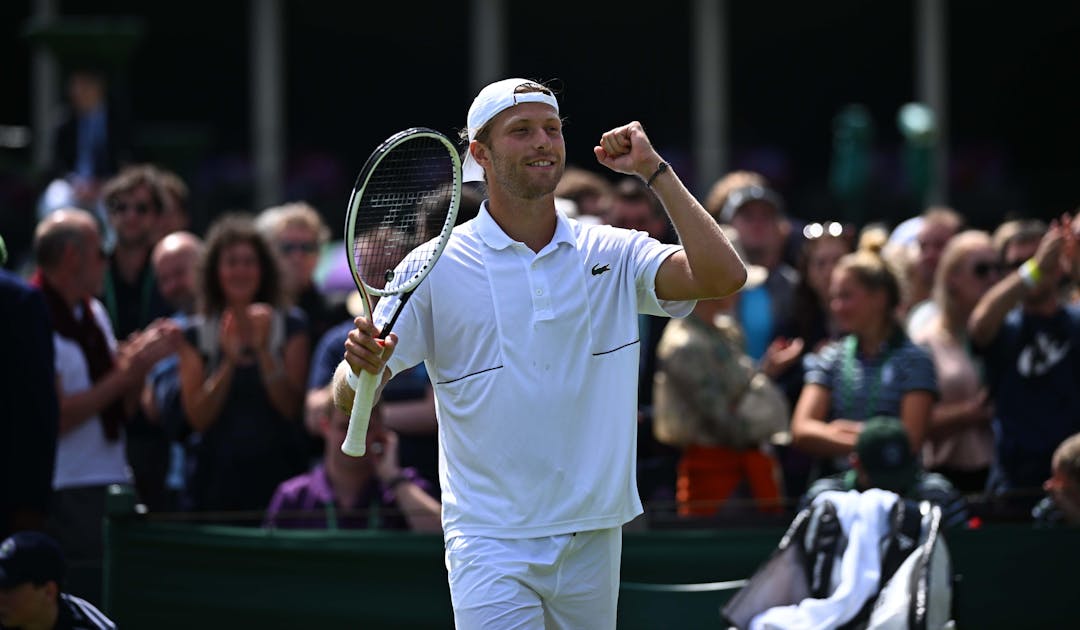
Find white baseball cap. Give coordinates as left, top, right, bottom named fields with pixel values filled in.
left=462, top=78, right=560, bottom=183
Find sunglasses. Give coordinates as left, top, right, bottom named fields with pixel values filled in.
left=972, top=261, right=1004, bottom=279
left=278, top=241, right=319, bottom=255
left=109, top=201, right=152, bottom=216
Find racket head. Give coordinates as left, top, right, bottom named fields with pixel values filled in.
left=344, top=127, right=461, bottom=306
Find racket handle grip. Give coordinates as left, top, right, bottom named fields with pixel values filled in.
left=342, top=368, right=381, bottom=457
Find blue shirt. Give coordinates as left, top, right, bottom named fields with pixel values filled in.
left=75, top=107, right=107, bottom=178
left=308, top=318, right=430, bottom=399
left=308, top=319, right=355, bottom=390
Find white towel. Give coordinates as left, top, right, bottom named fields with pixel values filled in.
left=750, top=489, right=899, bottom=630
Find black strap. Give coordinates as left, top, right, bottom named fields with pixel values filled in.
left=805, top=501, right=843, bottom=599
left=882, top=500, right=924, bottom=582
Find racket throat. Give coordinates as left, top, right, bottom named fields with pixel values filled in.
left=378, top=290, right=415, bottom=339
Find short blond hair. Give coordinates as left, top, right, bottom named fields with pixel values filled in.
left=991, top=219, right=1046, bottom=258
left=256, top=202, right=330, bottom=245
left=933, top=229, right=993, bottom=313
left=836, top=226, right=905, bottom=316
left=921, top=206, right=964, bottom=233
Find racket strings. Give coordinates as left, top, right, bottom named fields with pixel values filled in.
left=352, top=137, right=457, bottom=295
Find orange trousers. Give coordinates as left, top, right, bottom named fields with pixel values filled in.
left=677, top=445, right=783, bottom=516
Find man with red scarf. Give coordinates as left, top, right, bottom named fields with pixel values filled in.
left=31, top=208, right=177, bottom=603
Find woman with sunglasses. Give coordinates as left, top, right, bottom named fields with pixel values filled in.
left=177, top=214, right=310, bottom=518
left=790, top=228, right=937, bottom=480
left=257, top=202, right=348, bottom=345
left=909, top=231, right=999, bottom=494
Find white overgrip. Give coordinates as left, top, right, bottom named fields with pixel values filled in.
left=342, top=367, right=382, bottom=457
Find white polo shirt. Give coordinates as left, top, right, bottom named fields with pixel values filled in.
left=52, top=299, right=130, bottom=490
left=376, top=204, right=693, bottom=539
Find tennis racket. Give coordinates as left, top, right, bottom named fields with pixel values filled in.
left=341, top=127, right=461, bottom=457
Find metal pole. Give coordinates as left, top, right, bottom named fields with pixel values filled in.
left=251, top=0, right=285, bottom=211
left=915, top=0, right=947, bottom=205
left=31, top=0, right=58, bottom=173
left=692, top=0, right=728, bottom=199
left=469, top=0, right=506, bottom=95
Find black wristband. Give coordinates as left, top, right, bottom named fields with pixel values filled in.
left=646, top=161, right=670, bottom=188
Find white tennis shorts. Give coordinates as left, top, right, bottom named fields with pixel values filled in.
left=445, top=527, right=622, bottom=630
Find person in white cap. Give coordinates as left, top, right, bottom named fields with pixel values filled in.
left=334, top=77, right=748, bottom=629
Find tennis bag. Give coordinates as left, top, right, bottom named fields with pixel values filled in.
left=721, top=495, right=954, bottom=629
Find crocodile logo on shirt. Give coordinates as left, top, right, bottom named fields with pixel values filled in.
left=591, top=263, right=611, bottom=276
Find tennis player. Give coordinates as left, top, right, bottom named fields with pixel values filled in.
left=334, top=78, right=747, bottom=629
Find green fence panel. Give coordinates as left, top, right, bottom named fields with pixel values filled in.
left=104, top=489, right=1078, bottom=629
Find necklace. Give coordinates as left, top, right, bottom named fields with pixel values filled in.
left=839, top=333, right=896, bottom=419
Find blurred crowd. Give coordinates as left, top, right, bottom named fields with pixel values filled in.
left=2, top=67, right=1079, bottom=610
left=568, top=166, right=1080, bottom=533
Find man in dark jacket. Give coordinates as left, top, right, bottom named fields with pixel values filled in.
left=0, top=234, right=59, bottom=539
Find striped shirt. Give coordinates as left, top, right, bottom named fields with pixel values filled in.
left=804, top=333, right=938, bottom=422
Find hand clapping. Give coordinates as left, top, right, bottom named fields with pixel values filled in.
left=220, top=303, right=275, bottom=364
